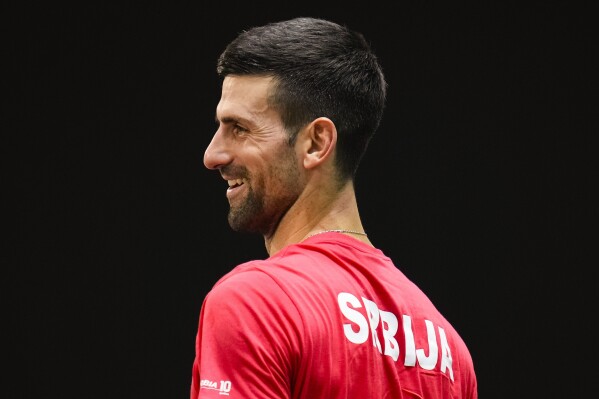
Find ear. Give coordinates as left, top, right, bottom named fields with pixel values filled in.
left=301, top=117, right=337, bottom=169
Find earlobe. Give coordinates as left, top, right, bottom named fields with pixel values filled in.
left=303, top=117, right=337, bottom=169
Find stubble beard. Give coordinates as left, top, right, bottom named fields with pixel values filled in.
left=227, top=147, right=302, bottom=237
left=227, top=184, right=265, bottom=234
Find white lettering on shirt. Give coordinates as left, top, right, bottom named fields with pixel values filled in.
left=337, top=292, right=454, bottom=381
left=416, top=319, right=438, bottom=370
left=200, top=379, right=232, bottom=395
left=338, top=292, right=369, bottom=344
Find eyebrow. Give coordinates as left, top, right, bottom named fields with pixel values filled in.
left=215, top=114, right=254, bottom=129
left=217, top=116, right=237, bottom=124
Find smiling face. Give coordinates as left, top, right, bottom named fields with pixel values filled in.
left=204, top=75, right=304, bottom=237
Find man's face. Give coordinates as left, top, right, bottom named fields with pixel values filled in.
left=204, top=75, right=303, bottom=236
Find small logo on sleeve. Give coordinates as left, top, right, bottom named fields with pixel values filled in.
left=200, top=379, right=232, bottom=396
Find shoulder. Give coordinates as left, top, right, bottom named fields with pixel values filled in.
left=205, top=260, right=296, bottom=310
left=202, top=260, right=305, bottom=340
left=203, top=249, right=328, bottom=316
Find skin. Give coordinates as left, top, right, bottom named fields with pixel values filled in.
left=204, top=75, right=372, bottom=255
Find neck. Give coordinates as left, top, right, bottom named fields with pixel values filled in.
left=265, top=180, right=371, bottom=255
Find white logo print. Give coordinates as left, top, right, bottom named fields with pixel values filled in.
left=200, top=379, right=232, bottom=396
left=337, top=292, right=454, bottom=381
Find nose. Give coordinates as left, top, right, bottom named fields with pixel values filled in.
left=203, top=127, right=232, bottom=170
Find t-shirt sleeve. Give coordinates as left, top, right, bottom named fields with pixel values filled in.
left=191, top=269, right=302, bottom=399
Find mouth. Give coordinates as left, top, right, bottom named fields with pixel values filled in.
left=226, top=177, right=246, bottom=200
left=227, top=178, right=244, bottom=189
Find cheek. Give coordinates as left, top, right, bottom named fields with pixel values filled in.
left=251, top=138, right=303, bottom=199
left=267, top=151, right=303, bottom=197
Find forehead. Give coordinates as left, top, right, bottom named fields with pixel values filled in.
left=216, top=75, right=276, bottom=122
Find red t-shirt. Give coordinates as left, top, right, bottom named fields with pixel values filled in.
left=191, top=233, right=477, bottom=398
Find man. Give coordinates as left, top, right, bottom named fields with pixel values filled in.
left=191, top=17, right=477, bottom=398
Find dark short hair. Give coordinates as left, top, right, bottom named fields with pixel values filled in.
left=216, top=17, right=387, bottom=179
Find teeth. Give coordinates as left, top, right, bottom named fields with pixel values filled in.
left=227, top=178, right=244, bottom=187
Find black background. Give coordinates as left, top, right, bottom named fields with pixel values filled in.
left=6, top=2, right=593, bottom=398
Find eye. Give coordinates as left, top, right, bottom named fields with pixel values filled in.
left=232, top=124, right=249, bottom=136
